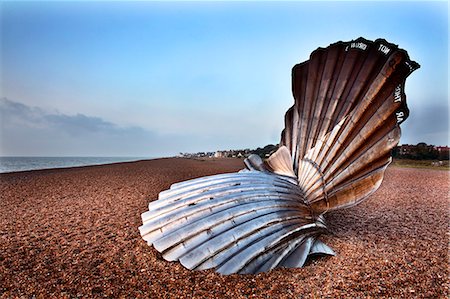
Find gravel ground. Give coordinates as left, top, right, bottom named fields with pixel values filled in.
left=0, top=158, right=448, bottom=298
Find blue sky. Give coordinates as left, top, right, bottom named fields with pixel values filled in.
left=0, top=1, right=448, bottom=156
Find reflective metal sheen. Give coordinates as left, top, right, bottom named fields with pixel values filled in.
left=139, top=37, right=419, bottom=274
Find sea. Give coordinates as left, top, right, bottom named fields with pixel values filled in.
left=0, top=157, right=151, bottom=173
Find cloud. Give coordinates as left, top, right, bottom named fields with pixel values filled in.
left=3, top=96, right=445, bottom=157
left=0, top=98, right=274, bottom=157
left=1, top=98, right=118, bottom=133
left=0, top=98, right=215, bottom=156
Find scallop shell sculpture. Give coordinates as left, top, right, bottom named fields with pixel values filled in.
left=139, top=38, right=419, bottom=274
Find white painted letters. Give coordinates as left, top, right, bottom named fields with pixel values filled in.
left=350, top=42, right=367, bottom=50
left=396, top=111, right=404, bottom=122
left=378, top=44, right=390, bottom=55
left=394, top=85, right=402, bottom=102
left=405, top=61, right=414, bottom=71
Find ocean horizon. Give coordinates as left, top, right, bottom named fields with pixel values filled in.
left=0, top=156, right=154, bottom=173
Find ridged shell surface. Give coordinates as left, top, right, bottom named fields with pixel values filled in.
left=139, top=171, right=328, bottom=274
left=139, top=37, right=419, bottom=274
left=280, top=37, right=419, bottom=213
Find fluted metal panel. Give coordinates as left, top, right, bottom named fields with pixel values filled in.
left=281, top=37, right=419, bottom=213
left=139, top=171, right=327, bottom=274
left=309, top=239, right=335, bottom=256
left=139, top=37, right=419, bottom=274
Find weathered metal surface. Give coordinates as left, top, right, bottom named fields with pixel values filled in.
left=139, top=37, right=419, bottom=274
left=281, top=37, right=419, bottom=213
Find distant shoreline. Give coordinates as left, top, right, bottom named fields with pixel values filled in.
left=1, top=156, right=448, bottom=175
left=0, top=157, right=245, bottom=176
left=0, top=156, right=157, bottom=174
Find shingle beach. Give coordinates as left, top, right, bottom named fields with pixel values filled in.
left=1, top=158, right=448, bottom=298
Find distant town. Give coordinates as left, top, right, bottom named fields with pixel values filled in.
left=393, top=143, right=449, bottom=160
left=178, top=143, right=449, bottom=161
left=178, top=144, right=278, bottom=159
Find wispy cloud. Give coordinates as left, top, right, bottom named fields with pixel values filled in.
left=0, top=98, right=219, bottom=156
left=1, top=98, right=118, bottom=133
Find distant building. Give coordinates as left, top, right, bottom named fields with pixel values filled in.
left=435, top=146, right=449, bottom=152
left=214, top=151, right=226, bottom=158
left=214, top=149, right=251, bottom=158
left=178, top=152, right=215, bottom=158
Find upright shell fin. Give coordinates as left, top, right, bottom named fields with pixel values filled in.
left=280, top=37, right=419, bottom=213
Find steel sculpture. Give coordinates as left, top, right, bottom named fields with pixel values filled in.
left=139, top=38, right=419, bottom=274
